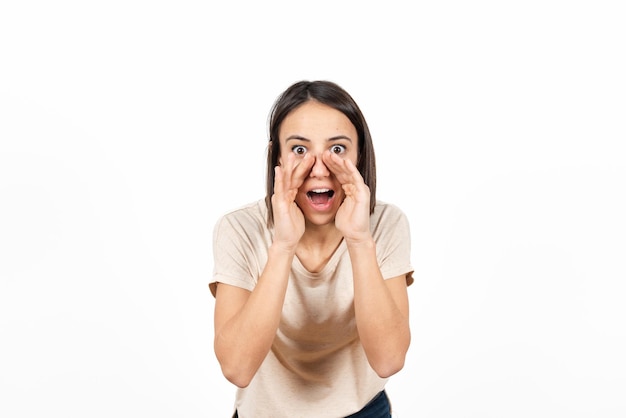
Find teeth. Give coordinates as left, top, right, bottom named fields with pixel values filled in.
left=310, top=189, right=330, bottom=193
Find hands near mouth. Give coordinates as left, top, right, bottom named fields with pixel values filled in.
left=323, top=151, right=372, bottom=244
left=272, top=151, right=371, bottom=249
left=271, top=152, right=315, bottom=251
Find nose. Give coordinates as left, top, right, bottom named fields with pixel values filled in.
left=309, top=153, right=330, bottom=178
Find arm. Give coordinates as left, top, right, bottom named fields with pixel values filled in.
left=213, top=153, right=315, bottom=388
left=213, top=243, right=295, bottom=388
left=348, top=240, right=411, bottom=378
left=325, top=151, right=411, bottom=377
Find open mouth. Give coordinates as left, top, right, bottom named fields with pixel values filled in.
left=306, top=188, right=335, bottom=205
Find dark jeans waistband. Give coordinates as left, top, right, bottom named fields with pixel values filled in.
left=345, top=390, right=391, bottom=418
left=232, top=390, right=390, bottom=418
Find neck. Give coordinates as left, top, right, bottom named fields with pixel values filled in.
left=298, top=221, right=343, bottom=250
left=296, top=222, right=344, bottom=273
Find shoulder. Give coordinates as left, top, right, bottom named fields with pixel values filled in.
left=213, top=199, right=269, bottom=236
left=216, top=199, right=267, bottom=223
left=370, top=200, right=412, bottom=241
left=371, top=200, right=410, bottom=225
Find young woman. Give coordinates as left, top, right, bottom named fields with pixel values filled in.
left=209, top=80, right=414, bottom=417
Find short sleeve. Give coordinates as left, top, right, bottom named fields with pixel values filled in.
left=209, top=211, right=263, bottom=297
left=373, top=203, right=414, bottom=286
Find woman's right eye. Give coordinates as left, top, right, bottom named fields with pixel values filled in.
left=291, top=145, right=307, bottom=156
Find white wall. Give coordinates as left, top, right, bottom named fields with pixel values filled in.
left=1, top=1, right=624, bottom=417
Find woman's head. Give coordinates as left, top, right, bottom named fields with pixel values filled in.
left=265, top=80, right=377, bottom=226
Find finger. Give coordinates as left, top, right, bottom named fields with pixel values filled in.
left=323, top=151, right=363, bottom=185
left=283, top=153, right=297, bottom=175
left=273, top=165, right=299, bottom=205
left=321, top=151, right=344, bottom=176
left=278, top=153, right=297, bottom=191
left=341, top=183, right=358, bottom=197
left=289, top=153, right=314, bottom=188
left=274, top=165, right=284, bottom=193
left=275, top=153, right=313, bottom=197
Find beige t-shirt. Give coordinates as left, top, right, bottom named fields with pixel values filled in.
left=210, top=199, right=414, bottom=418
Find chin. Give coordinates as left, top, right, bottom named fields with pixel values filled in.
left=302, top=210, right=337, bottom=227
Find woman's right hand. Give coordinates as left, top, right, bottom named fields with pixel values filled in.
left=271, top=152, right=314, bottom=251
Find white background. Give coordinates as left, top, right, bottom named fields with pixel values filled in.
left=1, top=1, right=625, bottom=417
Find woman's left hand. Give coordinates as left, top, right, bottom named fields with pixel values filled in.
left=323, top=151, right=372, bottom=243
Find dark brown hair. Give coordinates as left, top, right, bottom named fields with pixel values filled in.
left=265, top=80, right=377, bottom=226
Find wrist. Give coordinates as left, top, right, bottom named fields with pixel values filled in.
left=270, top=241, right=298, bottom=257
left=345, top=235, right=375, bottom=249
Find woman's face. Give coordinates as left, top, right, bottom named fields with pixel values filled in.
left=278, top=100, right=359, bottom=226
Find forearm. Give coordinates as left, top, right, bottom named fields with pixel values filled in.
left=348, top=238, right=411, bottom=378
left=214, top=244, right=294, bottom=387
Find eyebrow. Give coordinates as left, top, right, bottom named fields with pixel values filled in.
left=285, top=135, right=353, bottom=143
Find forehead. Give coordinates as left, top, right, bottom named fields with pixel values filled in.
left=278, top=101, right=356, bottom=141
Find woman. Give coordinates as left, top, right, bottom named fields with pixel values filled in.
left=210, top=80, right=414, bottom=417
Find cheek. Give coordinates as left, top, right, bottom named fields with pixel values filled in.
left=350, top=150, right=359, bottom=165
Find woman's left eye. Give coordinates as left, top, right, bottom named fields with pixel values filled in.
left=330, top=144, right=346, bottom=154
